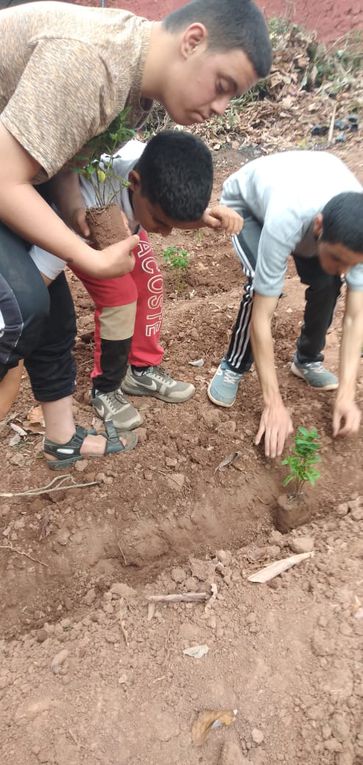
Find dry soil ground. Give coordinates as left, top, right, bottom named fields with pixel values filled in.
left=0, top=136, right=362, bottom=763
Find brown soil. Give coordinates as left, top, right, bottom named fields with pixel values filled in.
left=86, top=205, right=129, bottom=249
left=71, top=0, right=363, bottom=43
left=275, top=492, right=313, bottom=533
left=0, top=141, right=362, bottom=764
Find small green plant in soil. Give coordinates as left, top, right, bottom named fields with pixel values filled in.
left=162, top=246, right=190, bottom=292
left=282, top=426, right=321, bottom=497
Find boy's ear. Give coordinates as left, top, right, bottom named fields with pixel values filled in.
left=128, top=169, right=141, bottom=192
left=180, top=23, right=208, bottom=58
left=313, top=213, right=323, bottom=238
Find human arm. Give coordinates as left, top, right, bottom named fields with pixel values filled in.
left=0, top=124, right=138, bottom=278
left=333, top=288, right=363, bottom=437
left=201, top=204, right=243, bottom=235
left=42, top=169, right=90, bottom=239
left=250, top=294, right=294, bottom=457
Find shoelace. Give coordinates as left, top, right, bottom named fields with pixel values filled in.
left=142, top=366, right=173, bottom=384
left=302, top=362, right=325, bottom=374
left=98, top=390, right=128, bottom=412
left=223, top=368, right=242, bottom=385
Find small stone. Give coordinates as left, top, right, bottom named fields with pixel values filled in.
left=56, top=528, right=70, bottom=546
left=289, top=536, right=315, bottom=554
left=36, top=629, right=48, bottom=643
left=166, top=473, right=185, bottom=491
left=110, top=582, right=137, bottom=599
left=324, top=738, right=343, bottom=753
left=251, top=728, right=264, bottom=745
left=216, top=550, right=232, bottom=565
left=74, top=460, right=89, bottom=472
left=246, top=612, right=256, bottom=625
left=336, top=503, right=349, bottom=517
left=135, top=427, right=147, bottom=444
left=322, top=724, right=332, bottom=740
left=171, top=567, right=187, bottom=584
left=217, top=420, right=237, bottom=436
left=51, top=648, right=69, bottom=674
left=165, top=457, right=178, bottom=468
left=83, top=588, right=96, bottom=606
left=350, top=506, right=363, bottom=521
left=144, top=470, right=153, bottom=481
left=268, top=530, right=284, bottom=547
left=348, top=496, right=362, bottom=511
left=331, top=714, right=350, bottom=741
left=312, top=630, right=336, bottom=657
left=265, top=545, right=281, bottom=558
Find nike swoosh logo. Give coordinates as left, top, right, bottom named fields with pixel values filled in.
left=135, top=378, right=158, bottom=391
left=95, top=402, right=105, bottom=417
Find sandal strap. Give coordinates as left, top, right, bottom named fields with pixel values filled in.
left=103, top=421, right=124, bottom=454
left=44, top=425, right=90, bottom=460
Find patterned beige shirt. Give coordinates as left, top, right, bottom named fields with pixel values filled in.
left=0, top=0, right=153, bottom=179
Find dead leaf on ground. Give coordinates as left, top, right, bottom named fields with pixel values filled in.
left=215, top=451, right=241, bottom=473
left=192, top=709, right=238, bottom=747
left=248, top=552, right=314, bottom=583
left=23, top=405, right=45, bottom=434
left=183, top=644, right=209, bottom=659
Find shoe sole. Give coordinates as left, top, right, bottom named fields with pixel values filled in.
left=290, top=362, right=338, bottom=391
left=92, top=402, right=143, bottom=430
left=121, top=383, right=195, bottom=403
left=207, top=381, right=235, bottom=408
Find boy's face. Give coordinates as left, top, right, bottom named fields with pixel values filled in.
left=318, top=241, right=363, bottom=276
left=160, top=27, right=258, bottom=125
left=314, top=214, right=363, bottom=275
left=130, top=173, right=199, bottom=235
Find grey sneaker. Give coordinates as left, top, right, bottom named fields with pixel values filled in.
left=92, top=388, right=143, bottom=430
left=291, top=359, right=338, bottom=390
left=121, top=365, right=195, bottom=403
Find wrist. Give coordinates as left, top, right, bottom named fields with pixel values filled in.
left=263, top=389, right=283, bottom=407
left=336, top=386, right=355, bottom=403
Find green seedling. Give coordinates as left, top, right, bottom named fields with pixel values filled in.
left=162, top=246, right=190, bottom=294
left=75, top=109, right=135, bottom=207
left=162, top=246, right=190, bottom=270
left=282, top=426, right=321, bottom=497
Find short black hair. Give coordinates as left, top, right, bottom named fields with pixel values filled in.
left=322, top=192, right=363, bottom=253
left=134, top=130, right=213, bottom=221
left=163, top=0, right=272, bottom=79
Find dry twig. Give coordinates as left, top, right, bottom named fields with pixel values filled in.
left=0, top=543, right=49, bottom=568
left=0, top=474, right=100, bottom=498
left=147, top=591, right=209, bottom=604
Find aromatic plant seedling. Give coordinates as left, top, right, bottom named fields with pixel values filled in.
left=75, top=109, right=135, bottom=208
left=162, top=246, right=190, bottom=270
left=282, top=426, right=321, bottom=497
left=162, top=246, right=190, bottom=293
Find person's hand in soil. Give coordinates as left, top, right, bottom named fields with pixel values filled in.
left=255, top=401, right=294, bottom=458
left=202, top=205, right=243, bottom=236
left=333, top=396, right=361, bottom=438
